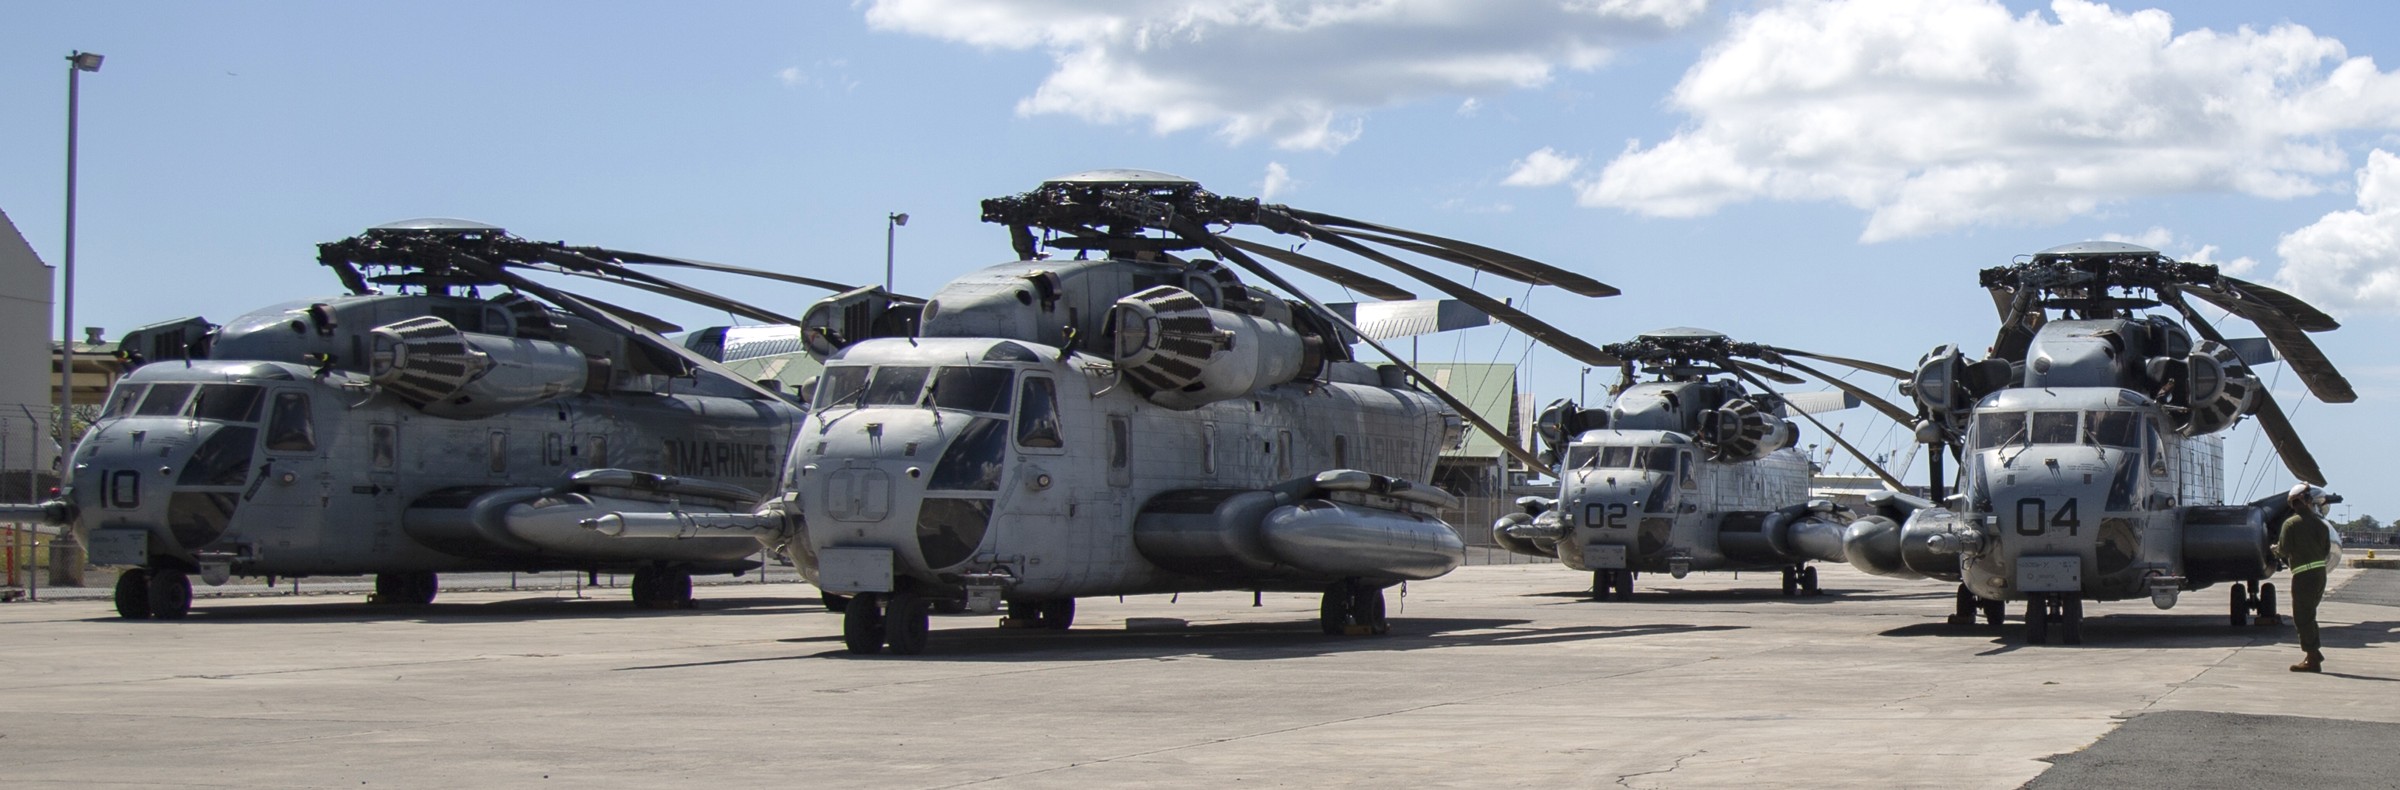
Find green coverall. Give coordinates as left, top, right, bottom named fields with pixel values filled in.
left=2274, top=510, right=2333, bottom=655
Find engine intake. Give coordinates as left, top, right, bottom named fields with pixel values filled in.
left=369, top=316, right=593, bottom=419
left=1106, top=286, right=1307, bottom=409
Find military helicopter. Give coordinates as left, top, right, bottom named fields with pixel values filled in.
left=1, top=219, right=864, bottom=619
left=1835, top=241, right=2353, bottom=644
left=589, top=168, right=1623, bottom=654
left=1490, top=327, right=1915, bottom=600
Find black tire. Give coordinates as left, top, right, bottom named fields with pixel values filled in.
left=2258, top=582, right=2279, bottom=624
left=1356, top=586, right=1389, bottom=635
left=2060, top=596, right=2084, bottom=645
left=147, top=569, right=193, bottom=621
left=933, top=598, right=967, bottom=615
left=2229, top=583, right=2250, bottom=627
left=2025, top=595, right=2049, bottom=645
left=1320, top=585, right=1353, bottom=634
left=1597, top=570, right=1616, bottom=601
left=630, top=568, right=656, bottom=607
left=885, top=592, right=931, bottom=655
left=410, top=572, right=439, bottom=606
left=823, top=593, right=851, bottom=614
left=1949, top=585, right=1977, bottom=626
left=114, top=568, right=153, bottom=620
left=1782, top=568, right=1800, bottom=598
left=1613, top=571, right=1635, bottom=602
left=843, top=592, right=886, bottom=655
left=1038, top=598, right=1075, bottom=631
left=374, top=572, right=401, bottom=604
left=1801, top=566, right=1821, bottom=596
left=1004, top=598, right=1037, bottom=623
left=1982, top=599, right=2006, bottom=626
left=663, top=569, right=692, bottom=608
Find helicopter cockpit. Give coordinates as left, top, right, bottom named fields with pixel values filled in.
left=73, top=363, right=324, bottom=563
left=1959, top=390, right=2162, bottom=519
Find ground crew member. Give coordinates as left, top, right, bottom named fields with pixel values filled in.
left=2273, top=484, right=2336, bottom=673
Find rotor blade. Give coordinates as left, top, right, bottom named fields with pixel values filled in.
left=1778, top=390, right=1860, bottom=415
left=526, top=263, right=809, bottom=327
left=1752, top=355, right=1917, bottom=426
left=1221, top=237, right=1418, bottom=300
left=2248, top=388, right=2327, bottom=486
left=1326, top=299, right=1493, bottom=341
left=534, top=248, right=813, bottom=328
left=1281, top=208, right=1620, bottom=298
left=1176, top=218, right=1551, bottom=471
left=1723, top=362, right=1907, bottom=492
left=448, top=253, right=789, bottom=402
left=2221, top=276, right=2338, bottom=332
left=1292, top=220, right=1620, bottom=366
left=2162, top=289, right=2328, bottom=484
left=2178, top=284, right=2355, bottom=403
left=1730, top=359, right=1806, bottom=385
left=571, top=246, right=861, bottom=294
left=1763, top=346, right=1910, bottom=379
left=1322, top=227, right=1622, bottom=298
left=1990, top=285, right=2040, bottom=363
left=545, top=288, right=683, bottom=334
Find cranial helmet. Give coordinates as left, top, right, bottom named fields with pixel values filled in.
left=2288, top=484, right=2336, bottom=512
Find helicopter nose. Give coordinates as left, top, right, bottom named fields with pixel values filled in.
left=70, top=421, right=259, bottom=554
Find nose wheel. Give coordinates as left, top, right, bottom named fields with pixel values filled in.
left=2229, top=580, right=2279, bottom=627
left=1590, top=569, right=1634, bottom=602
left=1781, top=566, right=1822, bottom=598
left=113, top=567, right=193, bottom=620
left=1320, top=580, right=1390, bottom=635
left=1948, top=584, right=2006, bottom=626
left=2023, top=593, right=2083, bottom=645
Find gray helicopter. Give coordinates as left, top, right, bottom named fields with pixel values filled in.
left=1491, top=327, right=1912, bottom=600
left=588, top=168, right=1624, bottom=654
left=1, top=220, right=864, bottom=619
left=1836, top=242, right=2353, bottom=644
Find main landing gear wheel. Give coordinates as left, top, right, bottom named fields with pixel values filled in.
left=1800, top=566, right=1821, bottom=596
left=822, top=593, right=850, bottom=613
left=843, top=592, right=887, bottom=655
left=114, top=568, right=153, bottom=620
left=1982, top=599, right=2005, bottom=626
left=146, top=568, right=193, bottom=621
left=1782, top=567, right=1801, bottom=598
left=372, top=572, right=438, bottom=606
left=1319, top=580, right=1391, bottom=635
left=884, top=591, right=932, bottom=655
left=2254, top=581, right=2280, bottom=626
left=2025, top=593, right=2083, bottom=645
left=2229, top=582, right=2251, bottom=626
left=630, top=566, right=694, bottom=609
left=1593, top=569, right=1635, bottom=602
left=1949, top=585, right=1979, bottom=626
left=1037, top=598, right=1075, bottom=631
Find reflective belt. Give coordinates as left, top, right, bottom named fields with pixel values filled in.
left=2292, top=560, right=2328, bottom=575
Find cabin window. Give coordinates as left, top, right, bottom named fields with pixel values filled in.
left=1201, top=423, right=1217, bottom=476
left=102, top=384, right=146, bottom=418
left=1108, top=416, right=1131, bottom=487
left=545, top=433, right=565, bottom=466
left=189, top=384, right=264, bottom=423
left=1334, top=435, right=1348, bottom=468
left=1277, top=430, right=1293, bottom=479
left=264, top=392, right=315, bottom=452
left=1014, top=376, right=1063, bottom=448
left=488, top=431, right=508, bottom=474
left=863, top=366, right=930, bottom=406
left=135, top=383, right=195, bottom=417
left=931, top=366, right=1014, bottom=414
left=588, top=435, right=608, bottom=468
left=371, top=424, right=397, bottom=470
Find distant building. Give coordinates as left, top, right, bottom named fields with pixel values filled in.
left=1417, top=362, right=1530, bottom=545
left=0, top=208, right=55, bottom=485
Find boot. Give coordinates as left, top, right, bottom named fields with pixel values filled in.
left=2289, top=651, right=2323, bottom=673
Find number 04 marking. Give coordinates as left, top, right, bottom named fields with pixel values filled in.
left=2014, top=497, right=2081, bottom=536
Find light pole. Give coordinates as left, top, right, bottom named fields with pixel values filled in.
left=56, top=50, right=101, bottom=587
left=884, top=212, right=909, bottom=291
left=1579, top=366, right=1591, bottom=405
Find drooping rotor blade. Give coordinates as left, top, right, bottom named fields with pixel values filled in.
left=1778, top=390, right=1860, bottom=416
left=568, top=246, right=863, bottom=294
left=1749, top=355, right=1916, bottom=426
left=1324, top=227, right=1622, bottom=298
left=1990, top=284, right=2042, bottom=364
left=1221, top=237, right=1418, bottom=300
left=1283, top=208, right=1620, bottom=298
left=2161, top=290, right=2328, bottom=484
left=2221, top=276, right=2338, bottom=332
left=1175, top=217, right=1551, bottom=471
left=1731, top=359, right=1807, bottom=386
left=1763, top=346, right=1910, bottom=379
left=524, top=262, right=808, bottom=328
left=1326, top=300, right=1493, bottom=341
left=1289, top=219, right=1620, bottom=366
left=2177, top=284, right=2355, bottom=403
left=1724, top=363, right=1907, bottom=492
left=446, top=253, right=789, bottom=403
left=546, top=288, right=683, bottom=334
left=533, top=248, right=813, bottom=328
left=1987, top=286, right=2014, bottom=319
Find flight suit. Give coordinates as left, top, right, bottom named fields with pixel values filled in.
left=2273, top=510, right=2334, bottom=670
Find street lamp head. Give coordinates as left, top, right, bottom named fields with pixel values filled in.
left=69, top=52, right=104, bottom=72
left=891, top=212, right=909, bottom=227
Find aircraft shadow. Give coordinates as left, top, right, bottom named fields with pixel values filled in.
left=652, top=617, right=1748, bottom=666
left=1523, top=587, right=1948, bottom=605
left=1880, top=612, right=2299, bottom=655
left=92, top=594, right=820, bottom=625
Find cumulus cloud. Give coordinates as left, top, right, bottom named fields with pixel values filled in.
left=1503, top=147, right=1583, bottom=187
left=1260, top=161, right=1298, bottom=200
left=777, top=60, right=858, bottom=92
left=2274, top=149, right=2400, bottom=313
left=1583, top=0, right=2400, bottom=241
left=865, top=0, right=1706, bottom=151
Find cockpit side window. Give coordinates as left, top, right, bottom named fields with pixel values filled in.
left=1014, top=376, right=1063, bottom=449
left=265, top=392, right=315, bottom=452
left=816, top=366, right=869, bottom=408
left=102, top=384, right=146, bottom=418
left=863, top=366, right=930, bottom=406
left=931, top=366, right=1014, bottom=414
left=188, top=384, right=264, bottom=422
left=135, top=383, right=195, bottom=417
left=2083, top=411, right=2139, bottom=448
left=1969, top=411, right=2025, bottom=451
left=1642, top=447, right=1677, bottom=472
left=2029, top=411, right=2078, bottom=445
left=1562, top=446, right=1597, bottom=470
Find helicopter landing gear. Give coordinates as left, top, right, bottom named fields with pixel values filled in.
left=630, top=565, right=694, bottom=609
left=1948, top=585, right=2006, bottom=626
left=884, top=591, right=932, bottom=655
left=2024, top=593, right=2083, bottom=645
left=1001, top=598, right=1076, bottom=629
left=2254, top=581, right=2280, bottom=626
left=843, top=592, right=888, bottom=654
left=146, top=568, right=194, bottom=620
left=114, top=568, right=153, bottom=619
left=1320, top=580, right=1390, bottom=635
left=2230, top=582, right=2250, bottom=626
left=1783, top=565, right=1821, bottom=598
left=1592, top=569, right=1634, bottom=602
left=371, top=572, right=438, bottom=606
left=821, top=593, right=850, bottom=613
left=2228, top=580, right=2280, bottom=627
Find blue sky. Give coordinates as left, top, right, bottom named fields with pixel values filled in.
left=6, top=1, right=2398, bottom=521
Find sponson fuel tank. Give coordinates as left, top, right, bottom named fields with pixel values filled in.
left=1133, top=470, right=1464, bottom=581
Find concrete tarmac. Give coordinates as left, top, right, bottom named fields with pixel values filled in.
left=3, top=564, right=2397, bottom=789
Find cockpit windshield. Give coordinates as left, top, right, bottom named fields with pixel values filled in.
left=1578, top=445, right=1677, bottom=471
left=1971, top=409, right=2145, bottom=451
left=863, top=366, right=929, bottom=406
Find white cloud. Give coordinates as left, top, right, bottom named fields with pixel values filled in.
left=865, top=0, right=1706, bottom=151
left=776, top=66, right=805, bottom=88
left=1583, top=0, right=2400, bottom=241
left=2274, top=149, right=2400, bottom=313
left=1457, top=97, right=1483, bottom=118
left=1503, top=147, right=1583, bottom=187
left=1260, top=161, right=1297, bottom=200
left=775, top=60, right=859, bottom=92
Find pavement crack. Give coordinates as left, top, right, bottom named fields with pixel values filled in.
left=1614, top=749, right=1702, bottom=788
